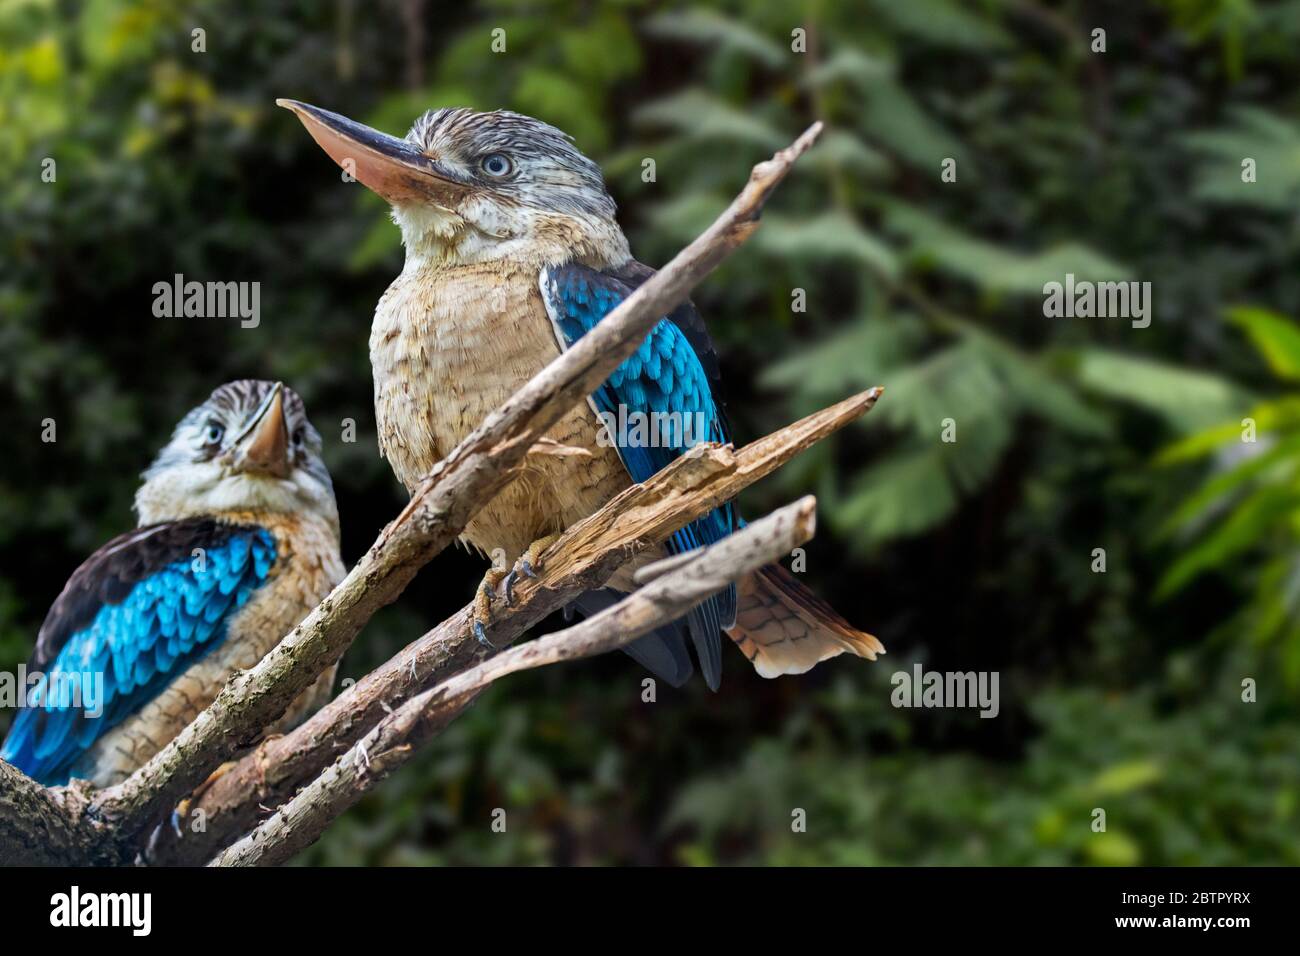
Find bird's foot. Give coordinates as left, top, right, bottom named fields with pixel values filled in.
left=170, top=760, right=237, bottom=837
left=502, top=532, right=561, bottom=605
left=473, top=566, right=509, bottom=648
left=471, top=534, right=562, bottom=648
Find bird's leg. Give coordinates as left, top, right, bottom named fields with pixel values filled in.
left=472, top=564, right=510, bottom=648
left=472, top=533, right=562, bottom=648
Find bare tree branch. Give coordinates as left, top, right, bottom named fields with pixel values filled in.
left=72, top=122, right=824, bottom=857
left=210, top=498, right=819, bottom=867
left=149, top=387, right=880, bottom=864
left=0, top=763, right=98, bottom=866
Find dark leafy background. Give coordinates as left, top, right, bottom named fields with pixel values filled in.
left=2, top=0, right=1298, bottom=865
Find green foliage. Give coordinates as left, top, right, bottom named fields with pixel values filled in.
left=1070, top=348, right=1253, bottom=434
left=666, top=675, right=1300, bottom=865
left=1156, top=308, right=1300, bottom=683
left=883, top=203, right=1130, bottom=295
left=1184, top=107, right=1300, bottom=209
left=1231, top=305, right=1300, bottom=380
left=643, top=8, right=787, bottom=69
left=863, top=0, right=1012, bottom=52
left=633, top=90, right=786, bottom=149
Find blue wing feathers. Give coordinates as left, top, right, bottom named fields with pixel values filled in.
left=543, top=262, right=737, bottom=689
left=1, top=526, right=275, bottom=785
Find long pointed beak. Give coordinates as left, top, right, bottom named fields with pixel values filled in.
left=277, top=98, right=470, bottom=208
left=231, top=382, right=291, bottom=479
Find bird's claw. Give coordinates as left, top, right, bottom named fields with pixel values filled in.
left=508, top=532, right=559, bottom=602
left=471, top=536, right=556, bottom=647
left=163, top=761, right=231, bottom=840
left=502, top=559, right=538, bottom=606
left=169, top=792, right=196, bottom=838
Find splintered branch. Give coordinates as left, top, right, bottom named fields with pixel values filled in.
left=148, top=387, right=881, bottom=865
left=74, top=123, right=824, bottom=857
left=209, top=498, right=819, bottom=867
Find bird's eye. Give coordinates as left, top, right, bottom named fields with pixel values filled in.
left=292, top=427, right=306, bottom=449
left=480, top=153, right=513, bottom=177
left=203, top=421, right=225, bottom=446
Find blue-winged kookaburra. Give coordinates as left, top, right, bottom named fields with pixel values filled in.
left=280, top=100, right=882, bottom=690
left=1, top=380, right=344, bottom=786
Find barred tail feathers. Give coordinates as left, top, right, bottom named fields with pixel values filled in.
left=726, top=565, right=883, bottom=678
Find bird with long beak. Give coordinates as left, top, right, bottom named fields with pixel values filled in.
left=281, top=99, right=882, bottom=690
left=1, top=380, right=344, bottom=786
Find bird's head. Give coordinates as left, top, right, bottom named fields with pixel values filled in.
left=278, top=100, right=629, bottom=268
left=134, top=380, right=339, bottom=535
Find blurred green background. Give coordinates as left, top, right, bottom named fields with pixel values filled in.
left=3, top=0, right=1300, bottom=865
